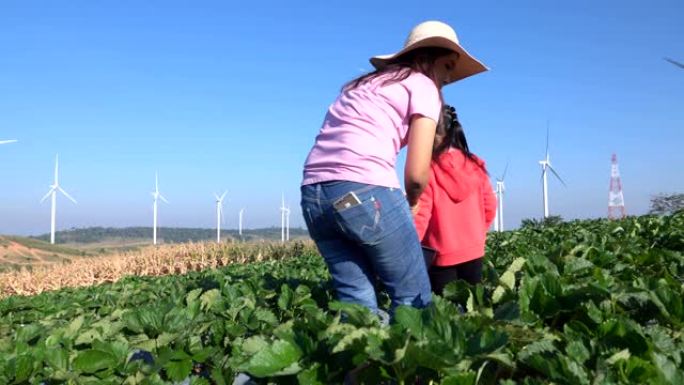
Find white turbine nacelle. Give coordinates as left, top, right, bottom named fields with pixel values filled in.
left=40, top=155, right=76, bottom=244
left=214, top=191, right=227, bottom=243
left=151, top=173, right=168, bottom=245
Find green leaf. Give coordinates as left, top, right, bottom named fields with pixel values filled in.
left=240, top=339, right=302, bottom=377
left=297, top=363, right=326, bottom=385
left=14, top=354, right=33, bottom=382
left=565, top=340, right=590, bottom=364
left=606, top=349, right=631, bottom=365
left=254, top=308, right=278, bottom=326
left=200, top=289, right=221, bottom=311
left=653, top=353, right=684, bottom=385
left=45, top=347, right=68, bottom=371
left=277, top=284, right=293, bottom=310
left=75, top=328, right=102, bottom=346
left=164, top=358, right=193, bottom=381
left=442, top=371, right=476, bottom=385
left=73, top=349, right=118, bottom=373
left=393, top=306, right=423, bottom=335
left=494, top=301, right=520, bottom=321
left=185, top=288, right=202, bottom=306
left=65, top=315, right=85, bottom=338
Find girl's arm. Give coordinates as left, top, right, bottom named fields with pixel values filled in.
left=482, top=176, right=497, bottom=231
left=405, top=115, right=437, bottom=208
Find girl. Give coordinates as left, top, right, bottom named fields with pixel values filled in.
left=414, top=105, right=497, bottom=295
left=301, top=21, right=488, bottom=315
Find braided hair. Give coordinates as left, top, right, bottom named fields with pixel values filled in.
left=434, top=105, right=486, bottom=172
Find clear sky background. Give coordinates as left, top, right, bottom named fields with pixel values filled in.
left=1, top=0, right=682, bottom=236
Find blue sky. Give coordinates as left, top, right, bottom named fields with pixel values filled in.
left=1, top=0, right=683, bottom=236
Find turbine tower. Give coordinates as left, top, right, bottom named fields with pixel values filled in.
left=608, top=154, right=626, bottom=219
left=286, top=203, right=291, bottom=241
left=494, top=162, right=508, bottom=232
left=151, top=173, right=168, bottom=245
left=238, top=208, right=244, bottom=237
left=492, top=187, right=499, bottom=232
left=40, top=155, right=76, bottom=244
left=538, top=123, right=566, bottom=218
left=280, top=194, right=290, bottom=243
left=214, top=191, right=227, bottom=243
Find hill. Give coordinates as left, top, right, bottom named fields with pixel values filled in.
left=29, top=226, right=310, bottom=244
left=0, top=236, right=87, bottom=272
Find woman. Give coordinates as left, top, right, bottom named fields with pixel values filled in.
left=300, top=21, right=488, bottom=315
left=414, top=105, right=497, bottom=295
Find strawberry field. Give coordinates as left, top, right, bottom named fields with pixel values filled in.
left=1, top=213, right=683, bottom=384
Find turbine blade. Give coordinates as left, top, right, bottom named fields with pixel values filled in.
left=220, top=190, right=228, bottom=201
left=545, top=121, right=550, bottom=159
left=0, top=140, right=18, bottom=145
left=155, top=172, right=159, bottom=193
left=501, top=160, right=510, bottom=181
left=159, top=194, right=169, bottom=204
left=548, top=165, right=567, bottom=187
left=664, top=57, right=684, bottom=69
left=54, top=154, right=59, bottom=186
left=58, top=187, right=77, bottom=204
left=214, top=193, right=220, bottom=201
left=40, top=189, right=54, bottom=203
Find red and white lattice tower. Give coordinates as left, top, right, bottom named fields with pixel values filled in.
left=608, top=153, right=626, bottom=219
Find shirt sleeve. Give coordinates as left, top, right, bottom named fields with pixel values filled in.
left=406, top=72, right=442, bottom=123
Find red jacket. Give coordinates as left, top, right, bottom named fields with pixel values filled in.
left=414, top=149, right=497, bottom=266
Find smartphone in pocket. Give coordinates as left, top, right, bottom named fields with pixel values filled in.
left=333, top=191, right=362, bottom=211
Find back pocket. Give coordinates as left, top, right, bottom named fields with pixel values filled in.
left=334, top=195, right=384, bottom=245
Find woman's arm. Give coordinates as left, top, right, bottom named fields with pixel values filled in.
left=413, top=170, right=435, bottom=241
left=405, top=115, right=437, bottom=208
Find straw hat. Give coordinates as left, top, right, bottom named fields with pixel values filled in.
left=370, top=21, right=488, bottom=83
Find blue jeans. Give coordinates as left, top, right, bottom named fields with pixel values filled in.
left=301, top=181, right=432, bottom=314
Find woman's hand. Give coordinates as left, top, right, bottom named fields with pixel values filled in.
left=410, top=202, right=421, bottom=216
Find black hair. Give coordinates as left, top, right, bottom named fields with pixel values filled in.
left=434, top=104, right=487, bottom=173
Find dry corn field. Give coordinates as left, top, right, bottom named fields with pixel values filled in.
left=0, top=240, right=315, bottom=298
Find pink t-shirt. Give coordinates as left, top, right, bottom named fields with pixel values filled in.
left=302, top=70, right=442, bottom=188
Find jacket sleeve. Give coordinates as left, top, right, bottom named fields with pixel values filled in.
left=413, top=169, right=435, bottom=241
left=482, top=175, right=497, bottom=231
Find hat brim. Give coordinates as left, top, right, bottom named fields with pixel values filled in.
left=369, top=36, right=488, bottom=84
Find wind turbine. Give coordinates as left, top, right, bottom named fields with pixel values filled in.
left=494, top=162, right=508, bottom=232
left=0, top=140, right=18, bottom=145
left=538, top=123, right=566, bottom=218
left=214, top=191, right=227, bottom=243
left=151, top=173, right=168, bottom=245
left=280, top=194, right=290, bottom=243
left=40, top=155, right=76, bottom=244
left=238, top=208, right=244, bottom=237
